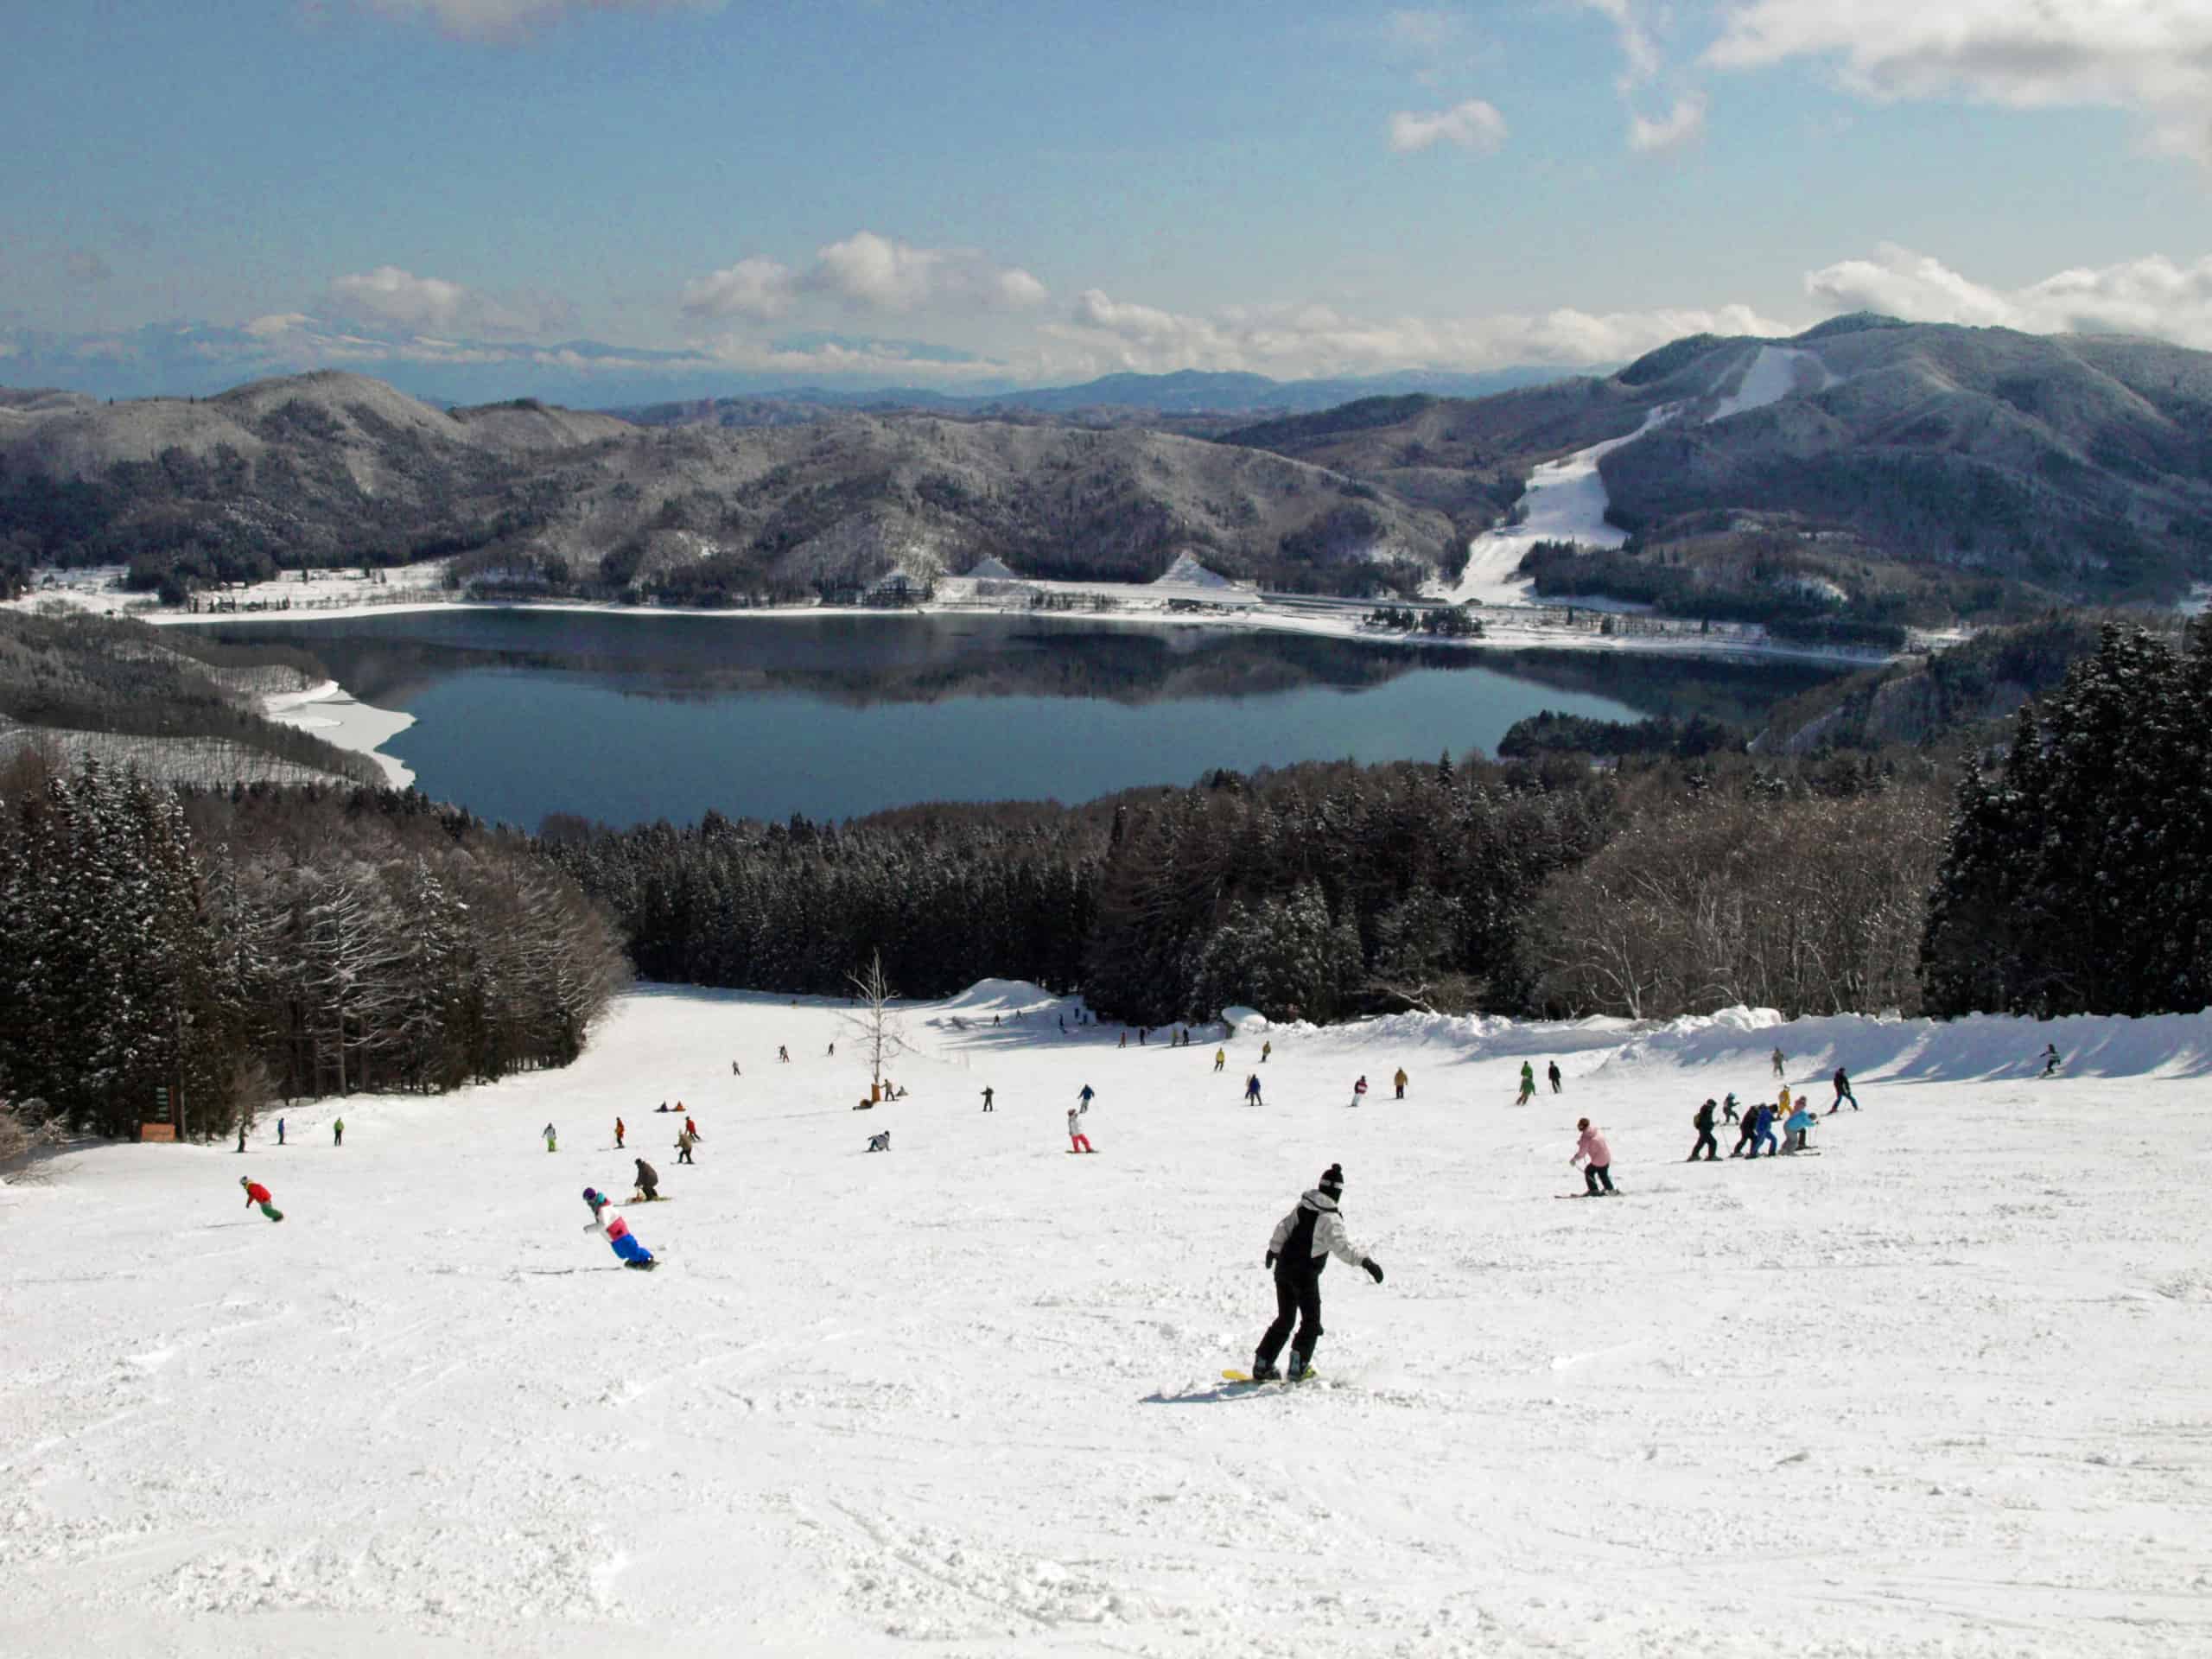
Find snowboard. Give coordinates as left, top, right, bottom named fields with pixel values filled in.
left=624, top=1259, right=658, bottom=1271
left=1065, top=1148, right=1099, bottom=1154
left=1555, top=1190, right=1624, bottom=1198
left=626, top=1194, right=671, bottom=1203
left=1222, top=1368, right=1316, bottom=1385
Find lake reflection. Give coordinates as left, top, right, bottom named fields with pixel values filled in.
left=207, top=610, right=1835, bottom=829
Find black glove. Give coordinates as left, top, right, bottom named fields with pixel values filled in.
left=1363, top=1258, right=1384, bottom=1284
left=1264, top=1252, right=1278, bottom=1269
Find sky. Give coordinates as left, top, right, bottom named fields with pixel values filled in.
left=3, top=0, right=2209, bottom=401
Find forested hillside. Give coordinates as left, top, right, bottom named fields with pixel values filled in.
left=0, top=755, right=626, bottom=1141
left=0, top=370, right=1459, bottom=603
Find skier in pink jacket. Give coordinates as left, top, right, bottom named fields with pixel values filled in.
left=1571, top=1118, right=1616, bottom=1196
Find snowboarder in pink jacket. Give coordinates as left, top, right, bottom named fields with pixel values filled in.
left=1571, top=1119, right=1616, bottom=1196
left=582, top=1188, right=655, bottom=1268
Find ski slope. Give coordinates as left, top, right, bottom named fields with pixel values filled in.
left=5, top=984, right=2210, bottom=1658
left=1442, top=405, right=1679, bottom=607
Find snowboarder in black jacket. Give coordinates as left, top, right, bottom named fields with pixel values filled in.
left=1251, top=1164, right=1382, bottom=1382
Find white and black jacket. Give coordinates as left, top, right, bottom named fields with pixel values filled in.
left=1268, top=1190, right=1370, bottom=1281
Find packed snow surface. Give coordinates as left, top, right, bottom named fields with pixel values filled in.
left=5, top=986, right=2210, bottom=1657
left=1444, top=405, right=1680, bottom=607
left=1707, top=345, right=1829, bottom=423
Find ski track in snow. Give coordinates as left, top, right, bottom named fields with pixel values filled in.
left=4, top=982, right=2211, bottom=1656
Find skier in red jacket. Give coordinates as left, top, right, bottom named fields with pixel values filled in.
left=239, top=1176, right=283, bottom=1223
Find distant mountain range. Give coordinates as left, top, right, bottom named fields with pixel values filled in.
left=6, top=317, right=2209, bottom=615
left=602, top=365, right=1575, bottom=426
left=0, top=316, right=1570, bottom=414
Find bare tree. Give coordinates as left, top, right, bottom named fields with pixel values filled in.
left=838, top=950, right=911, bottom=1094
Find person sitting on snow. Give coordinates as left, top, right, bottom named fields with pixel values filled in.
left=866, top=1130, right=892, bottom=1153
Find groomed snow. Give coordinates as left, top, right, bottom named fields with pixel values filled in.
left=5, top=984, right=2209, bottom=1657
left=1441, top=405, right=1680, bottom=608
left=1707, top=346, right=1829, bottom=424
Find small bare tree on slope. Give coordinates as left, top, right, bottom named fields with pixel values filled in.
left=839, top=950, right=910, bottom=1097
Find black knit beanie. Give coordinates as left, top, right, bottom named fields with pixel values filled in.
left=1319, top=1163, right=1344, bottom=1196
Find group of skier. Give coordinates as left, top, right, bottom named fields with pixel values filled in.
left=1691, top=1065, right=1860, bottom=1162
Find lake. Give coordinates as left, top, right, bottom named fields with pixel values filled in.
left=207, top=609, right=1837, bottom=829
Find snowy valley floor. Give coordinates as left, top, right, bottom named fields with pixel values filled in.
left=4, top=987, right=2210, bottom=1657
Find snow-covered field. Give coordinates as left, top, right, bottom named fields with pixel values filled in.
left=5, top=984, right=2209, bottom=1658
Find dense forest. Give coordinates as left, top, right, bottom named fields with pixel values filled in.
left=543, top=746, right=1953, bottom=1030
left=0, top=755, right=626, bottom=1142
left=1921, top=621, right=2212, bottom=1019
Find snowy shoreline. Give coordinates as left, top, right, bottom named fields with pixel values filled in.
left=260, top=678, right=416, bottom=790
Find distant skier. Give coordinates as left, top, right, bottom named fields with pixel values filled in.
left=543, top=1122, right=558, bottom=1154
left=1516, top=1062, right=1536, bottom=1106
left=1350, top=1075, right=1369, bottom=1108
left=1782, top=1103, right=1817, bottom=1154
left=1721, top=1092, right=1739, bottom=1124
left=1393, top=1067, right=1408, bottom=1100
left=683, top=1115, right=698, bottom=1141
left=866, top=1130, right=892, bottom=1153
left=614, top=1116, right=626, bottom=1149
left=1250, top=1163, right=1382, bottom=1382
left=730, top=1059, right=741, bottom=1076
left=581, top=1188, right=654, bottom=1269
left=1689, top=1098, right=1719, bottom=1162
left=1261, top=1040, right=1271, bottom=1064
left=1214, top=1047, right=1226, bottom=1073
left=276, top=1117, right=286, bottom=1147
left=332, top=1117, right=344, bottom=1147
left=1067, top=1104, right=1094, bottom=1154
left=1771, top=1046, right=1786, bottom=1079
left=1570, top=1118, right=1616, bottom=1195
left=1548, top=1060, right=1562, bottom=1095
left=1729, top=1103, right=1760, bottom=1159
left=1118, top=1031, right=1128, bottom=1049
left=827, top=1041, right=835, bottom=1057
left=779, top=1046, right=790, bottom=1063
left=237, top=1122, right=247, bottom=1153
left=239, top=1176, right=283, bottom=1223
left=632, top=1158, right=660, bottom=1200
left=676, top=1126, right=697, bottom=1165
left=1828, top=1066, right=1859, bottom=1114
left=1748, top=1103, right=1780, bottom=1160
left=1777, top=1083, right=1792, bottom=1119
left=980, top=1086, right=995, bottom=1113
left=2040, top=1043, right=2062, bottom=1077
left=1244, top=1073, right=1263, bottom=1106
left=1076, top=1084, right=1096, bottom=1111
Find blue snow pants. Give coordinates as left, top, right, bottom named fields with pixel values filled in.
left=612, top=1233, right=654, bottom=1265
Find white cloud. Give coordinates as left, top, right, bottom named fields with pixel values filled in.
left=325, top=267, right=572, bottom=337
left=1580, top=0, right=1662, bottom=88
left=681, top=232, right=1048, bottom=322
left=1047, top=288, right=1793, bottom=378
left=1628, top=93, right=1707, bottom=153
left=1707, top=0, right=2212, bottom=165
left=679, top=257, right=797, bottom=321
left=1805, top=244, right=2212, bottom=348
left=1388, top=99, right=1509, bottom=155
left=359, top=0, right=719, bottom=44
left=806, top=232, right=1048, bottom=314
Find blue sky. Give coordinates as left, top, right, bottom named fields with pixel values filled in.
left=3, top=1, right=2209, bottom=398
